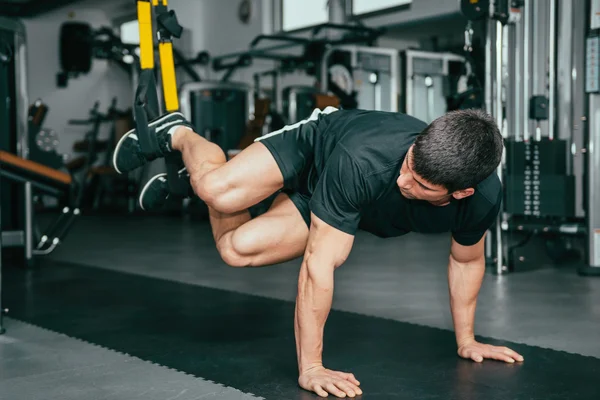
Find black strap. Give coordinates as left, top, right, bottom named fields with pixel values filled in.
left=134, top=70, right=161, bottom=159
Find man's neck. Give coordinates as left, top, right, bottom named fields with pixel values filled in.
left=428, top=196, right=453, bottom=207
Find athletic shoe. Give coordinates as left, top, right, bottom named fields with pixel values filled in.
left=138, top=168, right=192, bottom=211
left=112, top=112, right=194, bottom=174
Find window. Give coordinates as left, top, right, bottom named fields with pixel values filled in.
left=282, top=0, right=329, bottom=31
left=353, top=0, right=412, bottom=16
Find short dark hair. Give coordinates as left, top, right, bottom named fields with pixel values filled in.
left=412, top=109, right=504, bottom=192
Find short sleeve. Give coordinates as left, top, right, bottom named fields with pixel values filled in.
left=309, top=144, right=370, bottom=235
left=452, top=195, right=502, bottom=246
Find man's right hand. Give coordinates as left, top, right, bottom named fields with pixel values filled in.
left=298, top=366, right=362, bottom=398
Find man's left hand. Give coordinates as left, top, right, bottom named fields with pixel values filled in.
left=457, top=339, right=524, bottom=363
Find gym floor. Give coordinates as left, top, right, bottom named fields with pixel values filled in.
left=1, top=214, right=600, bottom=399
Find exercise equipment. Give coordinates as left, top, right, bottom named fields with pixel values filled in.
left=0, top=16, right=30, bottom=333
left=27, top=100, right=64, bottom=170
left=133, top=0, right=189, bottom=198
left=57, top=20, right=210, bottom=88
left=212, top=23, right=384, bottom=120
left=469, top=0, right=599, bottom=276
left=179, top=82, right=252, bottom=154
left=67, top=100, right=137, bottom=211
left=321, top=45, right=398, bottom=112
left=57, top=23, right=137, bottom=87
left=0, top=151, right=81, bottom=258
left=400, top=50, right=471, bottom=123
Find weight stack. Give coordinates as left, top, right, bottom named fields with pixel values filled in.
left=504, top=139, right=575, bottom=218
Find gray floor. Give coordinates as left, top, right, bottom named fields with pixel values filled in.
left=0, top=319, right=262, bottom=400
left=44, top=214, right=600, bottom=358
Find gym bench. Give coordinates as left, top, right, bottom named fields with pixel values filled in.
left=0, top=150, right=81, bottom=333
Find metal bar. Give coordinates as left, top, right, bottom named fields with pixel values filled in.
left=523, top=0, right=530, bottom=141
left=0, top=170, right=63, bottom=197
left=328, top=0, right=347, bottom=25
left=250, top=34, right=310, bottom=48
left=15, top=30, right=29, bottom=159
left=274, top=71, right=282, bottom=115
left=374, top=82, right=382, bottom=111
left=426, top=80, right=434, bottom=122
left=484, top=19, right=493, bottom=116
left=24, top=181, right=32, bottom=264
left=572, top=0, right=586, bottom=218
left=390, top=48, right=398, bottom=112
left=556, top=0, right=573, bottom=146
left=495, top=19, right=505, bottom=276
left=407, top=53, right=414, bottom=115
left=548, top=0, right=556, bottom=140
left=588, top=93, right=600, bottom=268
left=532, top=0, right=539, bottom=96
left=289, top=90, right=297, bottom=123
left=212, top=43, right=303, bottom=67
left=320, top=47, right=334, bottom=93
left=311, top=22, right=383, bottom=38
left=514, top=11, right=522, bottom=142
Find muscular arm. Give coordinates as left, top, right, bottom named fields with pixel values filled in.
left=295, top=213, right=354, bottom=373
left=448, top=235, right=486, bottom=347
left=449, top=234, right=524, bottom=363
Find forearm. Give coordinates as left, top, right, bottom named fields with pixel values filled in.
left=448, top=254, right=485, bottom=346
left=295, top=256, right=335, bottom=373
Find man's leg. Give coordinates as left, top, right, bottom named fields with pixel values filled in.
left=214, top=192, right=309, bottom=267
left=114, top=111, right=314, bottom=265
left=170, top=127, right=288, bottom=251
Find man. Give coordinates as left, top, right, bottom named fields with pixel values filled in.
left=114, top=107, right=524, bottom=398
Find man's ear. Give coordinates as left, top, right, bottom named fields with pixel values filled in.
left=452, top=188, right=475, bottom=200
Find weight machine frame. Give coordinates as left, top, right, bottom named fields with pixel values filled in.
left=473, top=0, right=600, bottom=275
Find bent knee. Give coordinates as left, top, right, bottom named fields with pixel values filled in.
left=217, top=231, right=256, bottom=268
left=192, top=172, right=235, bottom=213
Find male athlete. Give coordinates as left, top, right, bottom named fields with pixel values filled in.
left=113, top=107, right=524, bottom=398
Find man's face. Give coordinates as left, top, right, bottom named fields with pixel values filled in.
left=397, top=146, right=452, bottom=202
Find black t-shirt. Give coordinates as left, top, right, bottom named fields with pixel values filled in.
left=306, top=109, right=502, bottom=246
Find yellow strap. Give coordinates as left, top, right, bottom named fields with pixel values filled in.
left=138, top=1, right=154, bottom=70
left=159, top=41, right=179, bottom=111
left=161, top=0, right=168, bottom=5
left=152, top=0, right=159, bottom=5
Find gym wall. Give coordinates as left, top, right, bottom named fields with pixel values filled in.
left=23, top=5, right=132, bottom=159
left=169, top=0, right=276, bottom=86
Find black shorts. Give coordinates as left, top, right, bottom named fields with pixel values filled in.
left=255, top=107, right=338, bottom=227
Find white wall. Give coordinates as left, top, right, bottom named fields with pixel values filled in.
left=170, top=0, right=276, bottom=86
left=23, top=5, right=132, bottom=158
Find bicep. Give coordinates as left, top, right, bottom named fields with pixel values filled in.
left=305, top=212, right=355, bottom=269
left=450, top=233, right=486, bottom=264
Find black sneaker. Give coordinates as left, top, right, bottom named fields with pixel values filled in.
left=113, top=112, right=194, bottom=174
left=138, top=168, right=192, bottom=211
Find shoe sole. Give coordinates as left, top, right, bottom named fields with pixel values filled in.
left=138, top=167, right=188, bottom=211
left=138, top=173, right=168, bottom=211
left=112, top=112, right=185, bottom=174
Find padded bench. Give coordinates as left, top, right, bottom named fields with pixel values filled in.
left=0, top=150, right=80, bottom=334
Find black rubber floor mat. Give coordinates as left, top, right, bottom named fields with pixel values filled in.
left=3, top=261, right=599, bottom=399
